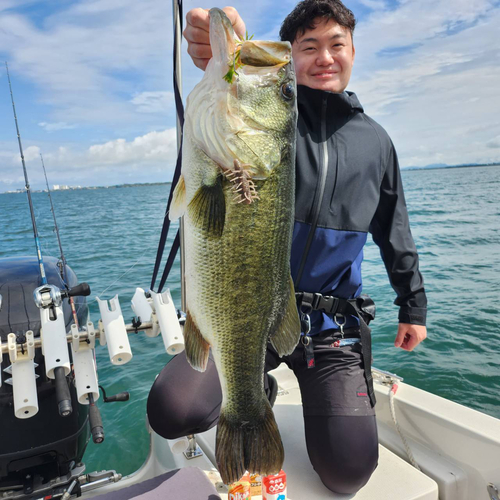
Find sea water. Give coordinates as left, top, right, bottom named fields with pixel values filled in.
left=0, top=165, right=499, bottom=476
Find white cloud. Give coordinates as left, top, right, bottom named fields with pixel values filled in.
left=0, top=0, right=175, bottom=126
left=1, top=128, right=178, bottom=191
left=486, top=136, right=500, bottom=149
left=357, top=0, right=388, bottom=11
left=349, top=0, right=500, bottom=167
left=12, top=145, right=40, bottom=163
left=354, top=0, right=496, bottom=66
left=1, top=0, right=499, bottom=183
left=39, top=122, right=77, bottom=132
left=130, top=91, right=174, bottom=113
left=88, top=129, right=177, bottom=164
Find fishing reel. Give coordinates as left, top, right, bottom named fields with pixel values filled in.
left=33, top=282, right=91, bottom=309
left=34, top=283, right=63, bottom=308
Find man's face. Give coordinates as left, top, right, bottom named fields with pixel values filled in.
left=291, top=18, right=355, bottom=93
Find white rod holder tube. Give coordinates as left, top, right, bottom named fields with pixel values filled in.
left=9, top=332, right=38, bottom=419
left=131, top=288, right=154, bottom=330
left=72, top=346, right=99, bottom=404
left=150, top=290, right=184, bottom=356
left=39, top=305, right=71, bottom=379
left=97, top=295, right=132, bottom=365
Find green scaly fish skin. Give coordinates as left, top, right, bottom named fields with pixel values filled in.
left=169, top=8, right=300, bottom=485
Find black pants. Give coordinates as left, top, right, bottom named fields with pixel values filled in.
left=147, top=330, right=378, bottom=495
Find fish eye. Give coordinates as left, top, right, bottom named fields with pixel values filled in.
left=281, top=82, right=294, bottom=100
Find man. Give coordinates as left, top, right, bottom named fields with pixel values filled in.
left=148, top=1, right=427, bottom=494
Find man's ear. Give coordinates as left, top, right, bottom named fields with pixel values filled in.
left=352, top=43, right=356, bottom=65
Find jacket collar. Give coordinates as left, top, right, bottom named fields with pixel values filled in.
left=297, top=85, right=364, bottom=120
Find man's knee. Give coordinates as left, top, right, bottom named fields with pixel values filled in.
left=304, top=415, right=379, bottom=494
left=316, top=450, right=378, bottom=494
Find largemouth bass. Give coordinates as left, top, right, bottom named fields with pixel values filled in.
left=169, top=8, right=300, bottom=485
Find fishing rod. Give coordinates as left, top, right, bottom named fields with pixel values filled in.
left=40, top=153, right=68, bottom=283
left=6, top=61, right=47, bottom=284
left=6, top=61, right=75, bottom=418
left=39, top=153, right=104, bottom=442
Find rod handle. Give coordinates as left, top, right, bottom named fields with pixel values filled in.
left=105, top=391, right=130, bottom=403
left=64, top=283, right=91, bottom=298
left=88, top=394, right=105, bottom=444
left=99, top=385, right=130, bottom=402
left=54, top=366, right=72, bottom=417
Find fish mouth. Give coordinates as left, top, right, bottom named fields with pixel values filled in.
left=209, top=8, right=291, bottom=71
left=240, top=41, right=291, bottom=68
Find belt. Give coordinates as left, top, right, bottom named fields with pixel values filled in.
left=295, top=292, right=376, bottom=322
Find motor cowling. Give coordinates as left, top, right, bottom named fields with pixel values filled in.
left=0, top=256, right=90, bottom=490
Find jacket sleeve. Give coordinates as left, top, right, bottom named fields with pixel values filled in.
left=369, top=142, right=427, bottom=326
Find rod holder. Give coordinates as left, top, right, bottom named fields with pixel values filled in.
left=131, top=288, right=156, bottom=337
left=150, top=290, right=184, bottom=356
left=71, top=324, right=99, bottom=405
left=39, top=303, right=71, bottom=379
left=97, top=295, right=132, bottom=365
left=8, top=332, right=39, bottom=419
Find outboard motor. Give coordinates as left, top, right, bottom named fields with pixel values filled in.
left=0, top=256, right=90, bottom=495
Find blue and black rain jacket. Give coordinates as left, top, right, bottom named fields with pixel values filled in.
left=291, top=86, right=427, bottom=335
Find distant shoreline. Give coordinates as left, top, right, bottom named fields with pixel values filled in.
left=2, top=164, right=499, bottom=194
left=403, top=163, right=500, bottom=172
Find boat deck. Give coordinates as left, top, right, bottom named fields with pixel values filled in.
left=88, top=362, right=500, bottom=499
left=270, top=365, right=438, bottom=499
left=197, top=365, right=438, bottom=499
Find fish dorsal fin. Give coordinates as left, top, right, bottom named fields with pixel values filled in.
left=209, top=8, right=237, bottom=71
left=270, top=276, right=301, bottom=356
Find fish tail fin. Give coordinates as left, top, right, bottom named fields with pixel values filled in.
left=216, top=400, right=284, bottom=485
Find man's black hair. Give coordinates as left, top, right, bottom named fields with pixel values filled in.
left=280, top=0, right=356, bottom=43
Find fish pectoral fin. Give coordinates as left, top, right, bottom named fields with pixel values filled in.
left=183, top=311, right=211, bottom=372
left=169, top=174, right=187, bottom=220
left=270, top=276, right=301, bottom=356
left=216, top=400, right=284, bottom=485
left=187, top=176, right=225, bottom=238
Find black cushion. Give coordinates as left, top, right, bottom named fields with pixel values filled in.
left=147, top=352, right=222, bottom=439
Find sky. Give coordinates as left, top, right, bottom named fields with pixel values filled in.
left=0, top=0, right=499, bottom=192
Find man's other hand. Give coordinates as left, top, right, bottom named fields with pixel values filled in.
left=394, top=323, right=427, bottom=351
left=184, top=7, right=246, bottom=70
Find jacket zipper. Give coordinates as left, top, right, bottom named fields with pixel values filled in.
left=295, top=95, right=329, bottom=289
